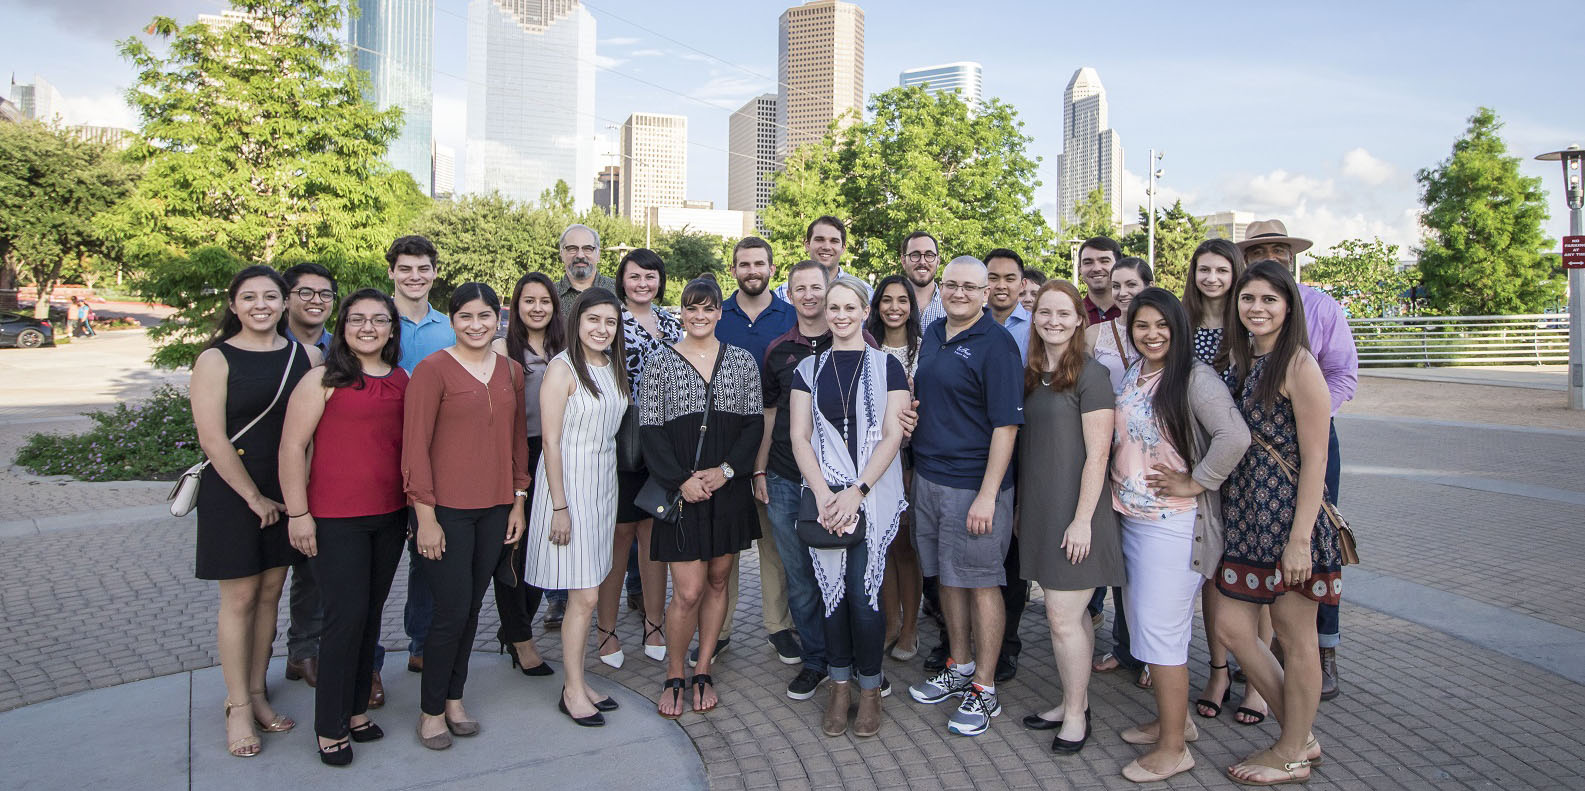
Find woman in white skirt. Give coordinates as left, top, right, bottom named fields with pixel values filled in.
left=1109, top=288, right=1249, bottom=783
left=523, top=289, right=629, bottom=727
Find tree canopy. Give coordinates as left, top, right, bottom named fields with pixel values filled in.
left=1304, top=237, right=1419, bottom=318
left=1064, top=186, right=1119, bottom=242
left=762, top=86, right=1055, bottom=280
left=1121, top=199, right=1207, bottom=295
left=1415, top=107, right=1561, bottom=315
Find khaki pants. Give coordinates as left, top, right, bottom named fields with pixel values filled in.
left=721, top=499, right=794, bottom=637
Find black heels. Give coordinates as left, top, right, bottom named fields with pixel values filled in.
left=317, top=738, right=353, bottom=767
left=1050, top=708, right=1091, bottom=755
left=500, top=635, right=554, bottom=676
left=558, top=688, right=605, bottom=727
left=348, top=720, right=384, bottom=743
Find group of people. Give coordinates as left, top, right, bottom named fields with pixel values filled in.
left=189, top=212, right=1356, bottom=785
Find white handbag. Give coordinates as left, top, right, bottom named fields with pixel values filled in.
left=168, top=343, right=299, bottom=517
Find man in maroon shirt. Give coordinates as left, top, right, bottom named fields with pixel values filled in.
left=1078, top=236, right=1123, bottom=325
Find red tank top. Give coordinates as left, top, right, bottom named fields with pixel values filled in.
left=308, top=368, right=409, bottom=518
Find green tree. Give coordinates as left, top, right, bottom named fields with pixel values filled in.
left=1064, top=186, right=1118, bottom=241
left=1121, top=199, right=1207, bottom=294
left=115, top=0, right=428, bottom=365
left=763, top=87, right=1055, bottom=280
left=654, top=228, right=726, bottom=283
left=0, top=122, right=136, bottom=316
left=1416, top=107, right=1561, bottom=314
left=1304, top=237, right=1419, bottom=318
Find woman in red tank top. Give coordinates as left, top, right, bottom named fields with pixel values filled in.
left=279, top=289, right=409, bottom=766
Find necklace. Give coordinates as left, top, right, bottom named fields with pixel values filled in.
left=833, top=351, right=864, bottom=442
left=1040, top=371, right=1054, bottom=387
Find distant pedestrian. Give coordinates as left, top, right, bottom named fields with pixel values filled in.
left=278, top=289, right=408, bottom=766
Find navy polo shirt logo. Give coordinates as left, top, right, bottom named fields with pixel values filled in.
left=953, top=346, right=973, bottom=361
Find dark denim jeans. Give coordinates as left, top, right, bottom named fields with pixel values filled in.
left=823, top=539, right=884, bottom=690
left=766, top=471, right=826, bottom=673
left=1318, top=419, right=1341, bottom=648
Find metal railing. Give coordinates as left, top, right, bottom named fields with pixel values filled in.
left=1347, top=313, right=1569, bottom=367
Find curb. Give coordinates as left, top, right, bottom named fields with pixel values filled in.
left=0, top=502, right=181, bottom=538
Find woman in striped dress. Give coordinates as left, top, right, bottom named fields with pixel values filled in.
left=522, top=289, right=629, bottom=727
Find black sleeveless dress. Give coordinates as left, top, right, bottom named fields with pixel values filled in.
left=194, top=342, right=311, bottom=580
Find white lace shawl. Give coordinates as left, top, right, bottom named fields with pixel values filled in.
left=795, top=349, right=907, bottom=616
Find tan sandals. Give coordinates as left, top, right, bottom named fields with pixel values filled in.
left=248, top=689, right=295, bottom=732
left=223, top=700, right=260, bottom=757
left=1227, top=748, right=1314, bottom=786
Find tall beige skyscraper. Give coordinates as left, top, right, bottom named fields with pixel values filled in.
left=620, top=113, right=687, bottom=221
left=777, top=0, right=864, bottom=161
left=728, top=93, right=778, bottom=213
left=1057, top=67, right=1125, bottom=229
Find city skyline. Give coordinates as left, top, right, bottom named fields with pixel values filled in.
left=898, top=61, right=981, bottom=109
left=4, top=0, right=1583, bottom=255
left=777, top=0, right=865, bottom=161
left=1057, top=67, right=1124, bottom=229
left=350, top=0, right=435, bottom=195
left=620, top=111, right=687, bottom=220
left=727, top=93, right=777, bottom=214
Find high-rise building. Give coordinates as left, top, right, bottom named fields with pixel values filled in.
left=898, top=62, right=982, bottom=109
left=8, top=75, right=65, bottom=124
left=350, top=0, right=434, bottom=195
left=620, top=113, right=686, bottom=221
left=777, top=0, right=864, bottom=160
left=1057, top=67, right=1124, bottom=229
left=467, top=0, right=596, bottom=208
left=728, top=93, right=778, bottom=213
left=431, top=142, right=455, bottom=199
left=594, top=165, right=620, bottom=215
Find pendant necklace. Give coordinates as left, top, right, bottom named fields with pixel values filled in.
left=834, top=351, right=863, bottom=443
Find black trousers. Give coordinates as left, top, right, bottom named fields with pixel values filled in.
left=494, top=438, right=544, bottom=644
left=419, top=503, right=510, bottom=716
left=308, top=508, right=407, bottom=739
left=922, top=533, right=1028, bottom=657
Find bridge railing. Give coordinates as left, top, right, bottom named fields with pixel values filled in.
left=1346, top=314, right=1569, bottom=367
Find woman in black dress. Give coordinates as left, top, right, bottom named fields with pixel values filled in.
left=640, top=278, right=764, bottom=717
left=190, top=265, right=318, bottom=757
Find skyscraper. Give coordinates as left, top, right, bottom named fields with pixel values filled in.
left=431, top=141, right=455, bottom=199
left=1057, top=67, right=1124, bottom=229
left=8, top=74, right=64, bottom=124
left=898, top=62, right=982, bottom=109
left=467, top=0, right=596, bottom=208
left=728, top=93, right=778, bottom=213
left=594, top=165, right=621, bottom=215
left=777, top=0, right=864, bottom=161
left=350, top=0, right=434, bottom=195
left=620, top=113, right=687, bottom=221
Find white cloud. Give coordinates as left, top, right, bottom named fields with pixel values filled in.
left=1225, top=169, right=1337, bottom=210
left=58, top=91, right=138, bottom=129
left=593, top=53, right=627, bottom=69
left=690, top=75, right=774, bottom=109
left=1120, top=167, right=1196, bottom=219
left=599, top=36, right=641, bottom=46
left=1340, top=147, right=1395, bottom=186
left=630, top=48, right=667, bottom=58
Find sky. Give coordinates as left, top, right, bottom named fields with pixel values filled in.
left=5, top=0, right=1583, bottom=258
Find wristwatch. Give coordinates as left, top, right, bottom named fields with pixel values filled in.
left=719, top=463, right=735, bottom=480
left=514, top=489, right=529, bottom=499
left=857, top=481, right=871, bottom=496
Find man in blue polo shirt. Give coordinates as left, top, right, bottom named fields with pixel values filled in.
left=906, top=256, right=1023, bottom=737
left=714, top=236, right=801, bottom=664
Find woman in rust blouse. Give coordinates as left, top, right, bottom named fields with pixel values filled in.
left=401, top=282, right=531, bottom=750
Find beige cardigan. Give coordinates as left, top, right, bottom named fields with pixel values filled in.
left=1185, top=363, right=1251, bottom=579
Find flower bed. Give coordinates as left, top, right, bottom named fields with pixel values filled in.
left=15, top=386, right=202, bottom=481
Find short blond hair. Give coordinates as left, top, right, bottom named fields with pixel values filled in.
left=826, top=274, right=869, bottom=307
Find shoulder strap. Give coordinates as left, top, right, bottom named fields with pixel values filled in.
left=688, top=346, right=728, bottom=469
left=231, top=342, right=298, bottom=446
left=1249, top=431, right=1298, bottom=482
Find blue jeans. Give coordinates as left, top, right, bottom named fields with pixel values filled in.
left=823, top=540, right=884, bottom=690
left=404, top=534, right=434, bottom=657
left=1318, top=419, right=1341, bottom=648
left=766, top=471, right=826, bottom=673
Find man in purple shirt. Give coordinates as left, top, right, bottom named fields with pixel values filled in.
left=1240, top=219, right=1359, bottom=701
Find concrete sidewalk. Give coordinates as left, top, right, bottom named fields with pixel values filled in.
left=1363, top=365, right=1567, bottom=391
left=0, top=654, right=704, bottom=791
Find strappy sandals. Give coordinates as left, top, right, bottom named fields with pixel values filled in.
left=597, top=626, right=626, bottom=669
left=691, top=674, right=717, bottom=713
left=223, top=699, right=260, bottom=757
left=247, top=689, right=295, bottom=732
left=1197, top=662, right=1232, bottom=718
left=658, top=677, right=686, bottom=719
left=1226, top=748, right=1313, bottom=786
left=643, top=618, right=667, bottom=661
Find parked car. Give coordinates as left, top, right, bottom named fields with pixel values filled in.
left=1, top=311, right=56, bottom=348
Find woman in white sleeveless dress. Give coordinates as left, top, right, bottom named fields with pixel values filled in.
left=523, top=290, right=628, bottom=727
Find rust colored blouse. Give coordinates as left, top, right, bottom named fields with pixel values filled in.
left=402, top=350, right=532, bottom=509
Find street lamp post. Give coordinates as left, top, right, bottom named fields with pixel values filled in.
left=1536, top=144, right=1585, bottom=410
left=1146, top=149, right=1164, bottom=269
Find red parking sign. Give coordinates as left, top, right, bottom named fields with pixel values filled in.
left=1565, top=235, right=1585, bottom=269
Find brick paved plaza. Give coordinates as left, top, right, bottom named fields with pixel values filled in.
left=3, top=332, right=1584, bottom=789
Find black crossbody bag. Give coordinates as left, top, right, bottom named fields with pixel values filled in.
left=634, top=349, right=722, bottom=524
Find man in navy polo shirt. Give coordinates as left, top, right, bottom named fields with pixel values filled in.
left=906, top=256, right=1023, bottom=737
left=714, top=236, right=800, bottom=665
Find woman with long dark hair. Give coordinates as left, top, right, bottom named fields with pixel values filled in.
left=191, top=265, right=317, bottom=757
left=1214, top=261, right=1341, bottom=785
left=1017, top=280, right=1123, bottom=755
left=1086, top=258, right=1154, bottom=394
left=866, top=274, right=923, bottom=660
left=642, top=278, right=764, bottom=718
left=279, top=289, right=407, bottom=765
left=522, top=288, right=629, bottom=727
left=1109, top=288, right=1249, bottom=783
left=402, top=282, right=530, bottom=749
left=598, top=248, right=678, bottom=667
left=487, top=272, right=565, bottom=677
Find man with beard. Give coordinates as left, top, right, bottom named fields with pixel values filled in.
left=1078, top=236, right=1122, bottom=325
left=556, top=223, right=617, bottom=314
left=714, top=236, right=801, bottom=664
left=901, top=230, right=947, bottom=331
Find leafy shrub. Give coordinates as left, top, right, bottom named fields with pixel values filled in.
left=15, top=385, right=201, bottom=481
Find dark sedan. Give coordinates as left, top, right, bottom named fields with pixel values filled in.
left=0, top=311, right=56, bottom=348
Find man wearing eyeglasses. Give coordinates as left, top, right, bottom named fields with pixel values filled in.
left=555, top=224, right=618, bottom=315
left=901, top=230, right=947, bottom=332
left=279, top=262, right=338, bottom=691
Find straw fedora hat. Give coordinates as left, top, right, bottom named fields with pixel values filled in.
left=1237, top=219, right=1313, bottom=256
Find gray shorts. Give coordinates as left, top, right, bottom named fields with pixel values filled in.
left=911, top=474, right=1015, bottom=588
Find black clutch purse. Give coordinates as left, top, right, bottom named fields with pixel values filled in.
left=634, top=476, right=682, bottom=523
left=797, top=486, right=865, bottom=549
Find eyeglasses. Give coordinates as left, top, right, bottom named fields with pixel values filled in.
left=293, top=288, right=337, bottom=303
left=343, top=315, right=392, bottom=328
left=941, top=282, right=985, bottom=294
left=904, top=251, right=939, bottom=264
left=562, top=244, right=599, bottom=256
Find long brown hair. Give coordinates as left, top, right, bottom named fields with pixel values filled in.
left=566, top=288, right=629, bottom=401
left=1184, top=238, right=1244, bottom=370
left=506, top=272, right=566, bottom=363
left=1229, top=260, right=1310, bottom=410
left=1024, top=280, right=1089, bottom=393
